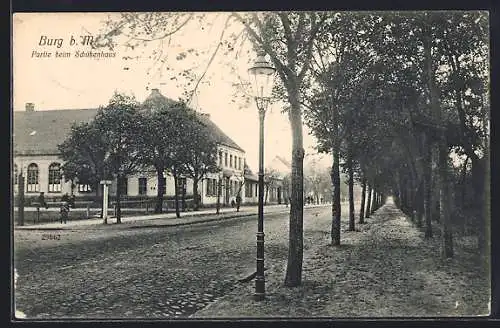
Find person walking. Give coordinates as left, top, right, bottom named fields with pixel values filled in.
left=37, top=192, right=48, bottom=209
left=60, top=201, right=70, bottom=224
left=236, top=194, right=241, bottom=212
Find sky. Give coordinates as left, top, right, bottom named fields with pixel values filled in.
left=13, top=12, right=331, bottom=172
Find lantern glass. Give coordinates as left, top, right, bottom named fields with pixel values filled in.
left=248, top=53, right=276, bottom=100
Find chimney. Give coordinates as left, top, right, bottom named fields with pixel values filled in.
left=25, top=103, right=35, bottom=112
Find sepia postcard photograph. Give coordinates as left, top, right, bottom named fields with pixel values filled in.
left=11, top=11, right=491, bottom=320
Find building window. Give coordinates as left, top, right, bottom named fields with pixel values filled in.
left=78, top=184, right=93, bottom=193
left=118, top=176, right=128, bottom=195
left=230, top=155, right=233, bottom=168
left=26, top=163, right=39, bottom=192
left=206, top=179, right=211, bottom=196
left=219, top=151, right=223, bottom=166
left=13, top=164, right=18, bottom=186
left=177, top=177, right=187, bottom=195
left=239, top=157, right=242, bottom=170
left=48, top=162, right=62, bottom=192
left=161, top=177, right=167, bottom=194
left=254, top=183, right=258, bottom=197
left=224, top=152, right=228, bottom=167
left=138, top=177, right=147, bottom=195
left=245, top=183, right=250, bottom=197
left=206, top=178, right=218, bottom=197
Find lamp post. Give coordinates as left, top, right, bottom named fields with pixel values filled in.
left=248, top=50, right=276, bottom=301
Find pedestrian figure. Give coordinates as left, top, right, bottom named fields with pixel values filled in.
left=60, top=201, right=70, bottom=224
left=38, top=192, right=48, bottom=209
left=69, top=194, right=76, bottom=208
left=236, top=194, right=241, bottom=212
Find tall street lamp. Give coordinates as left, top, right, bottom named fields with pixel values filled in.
left=248, top=50, right=276, bottom=301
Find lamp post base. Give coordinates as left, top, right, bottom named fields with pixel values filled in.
left=253, top=291, right=265, bottom=301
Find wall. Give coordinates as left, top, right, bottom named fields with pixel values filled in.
left=14, top=155, right=73, bottom=198
left=14, top=144, right=250, bottom=206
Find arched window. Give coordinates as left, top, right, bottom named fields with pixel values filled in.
left=27, top=163, right=39, bottom=192
left=13, top=164, right=18, bottom=186
left=48, top=163, right=62, bottom=192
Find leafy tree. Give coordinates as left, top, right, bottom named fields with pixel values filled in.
left=232, top=11, right=329, bottom=286
left=94, top=93, right=144, bottom=223
left=138, top=95, right=184, bottom=214
left=182, top=114, right=220, bottom=210
left=58, top=121, right=108, bottom=215
left=305, top=12, right=380, bottom=244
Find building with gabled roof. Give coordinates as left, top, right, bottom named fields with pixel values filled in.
left=12, top=89, right=251, bottom=208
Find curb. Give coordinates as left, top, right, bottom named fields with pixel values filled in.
left=14, top=205, right=329, bottom=231
left=128, top=210, right=292, bottom=229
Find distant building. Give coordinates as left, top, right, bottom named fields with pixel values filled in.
left=12, top=89, right=263, bottom=208
left=264, top=155, right=291, bottom=204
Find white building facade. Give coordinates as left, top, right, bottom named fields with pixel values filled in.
left=12, top=90, right=267, bottom=208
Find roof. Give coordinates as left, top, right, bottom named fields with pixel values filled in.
left=13, top=91, right=245, bottom=155
left=13, top=108, right=99, bottom=155
left=196, top=113, right=244, bottom=152
left=142, top=89, right=245, bottom=152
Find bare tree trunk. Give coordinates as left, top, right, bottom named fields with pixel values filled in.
left=438, top=137, right=453, bottom=258
left=265, top=185, right=269, bottom=205
left=116, top=176, right=122, bottom=224
left=365, top=184, right=372, bottom=218
left=284, top=99, right=305, bottom=287
left=348, top=153, right=355, bottom=231
left=193, top=177, right=200, bottom=211
left=480, top=149, right=490, bottom=259
left=424, top=143, right=433, bottom=238
left=416, top=178, right=424, bottom=228
left=331, top=150, right=341, bottom=245
left=424, top=23, right=452, bottom=257
left=181, top=179, right=187, bottom=211
left=155, top=167, right=164, bottom=213
left=173, top=172, right=181, bottom=218
left=359, top=178, right=366, bottom=224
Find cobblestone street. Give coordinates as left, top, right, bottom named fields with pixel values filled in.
left=14, top=206, right=332, bottom=319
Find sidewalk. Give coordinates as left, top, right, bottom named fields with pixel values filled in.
left=15, top=204, right=329, bottom=231
left=192, top=201, right=490, bottom=318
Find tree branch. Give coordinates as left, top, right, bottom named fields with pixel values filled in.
left=186, top=15, right=232, bottom=105
left=298, top=12, right=328, bottom=82
left=122, top=14, right=193, bottom=42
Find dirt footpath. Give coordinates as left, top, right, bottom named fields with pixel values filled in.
left=193, top=202, right=490, bottom=318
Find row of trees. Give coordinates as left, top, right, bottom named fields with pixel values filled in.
left=58, top=93, right=219, bottom=223
left=302, top=12, right=489, bottom=259
left=233, top=11, right=489, bottom=285
left=94, top=11, right=489, bottom=286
